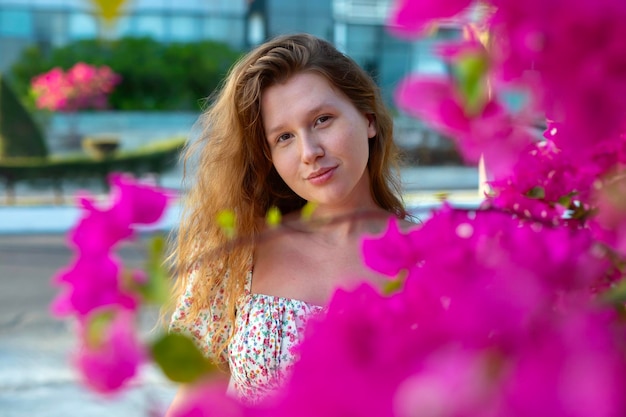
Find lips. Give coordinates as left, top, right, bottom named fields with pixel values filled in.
left=307, top=166, right=337, bottom=184
left=307, top=167, right=334, bottom=179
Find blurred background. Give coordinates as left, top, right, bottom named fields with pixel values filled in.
left=0, top=0, right=478, bottom=167
left=0, top=1, right=482, bottom=416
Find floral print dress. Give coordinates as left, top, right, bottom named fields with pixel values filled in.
left=169, top=270, right=323, bottom=404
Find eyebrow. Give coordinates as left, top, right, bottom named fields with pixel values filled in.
left=265, top=102, right=335, bottom=137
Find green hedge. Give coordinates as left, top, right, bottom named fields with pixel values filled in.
left=0, top=73, right=48, bottom=158
left=0, top=137, right=185, bottom=196
left=9, top=37, right=243, bottom=111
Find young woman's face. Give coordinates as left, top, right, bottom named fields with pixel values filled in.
left=261, top=72, right=377, bottom=211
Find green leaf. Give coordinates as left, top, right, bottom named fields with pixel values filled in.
left=301, top=202, right=318, bottom=221
left=600, top=278, right=626, bottom=307
left=138, top=234, right=170, bottom=305
left=557, top=194, right=572, bottom=208
left=216, top=209, right=236, bottom=238
left=525, top=186, right=545, bottom=199
left=382, top=270, right=408, bottom=295
left=383, top=279, right=403, bottom=295
left=453, top=53, right=489, bottom=116
left=85, top=310, right=115, bottom=348
left=265, top=206, right=282, bottom=227
left=150, top=333, right=217, bottom=383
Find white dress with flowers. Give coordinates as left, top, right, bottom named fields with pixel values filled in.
left=169, top=270, right=323, bottom=404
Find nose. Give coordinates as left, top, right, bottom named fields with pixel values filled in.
left=299, top=132, right=324, bottom=164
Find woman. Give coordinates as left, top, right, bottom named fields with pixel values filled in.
left=167, top=33, right=411, bottom=407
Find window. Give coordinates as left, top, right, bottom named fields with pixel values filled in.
left=134, top=14, right=166, bottom=40
left=0, top=9, right=33, bottom=37
left=169, top=15, right=199, bottom=42
left=68, top=12, right=98, bottom=39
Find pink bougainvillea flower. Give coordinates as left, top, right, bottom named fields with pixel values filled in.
left=362, top=205, right=608, bottom=344
left=69, top=174, right=171, bottom=256
left=169, top=378, right=245, bottom=417
left=70, top=195, right=134, bottom=256
left=387, top=0, right=474, bottom=38
left=74, top=308, right=146, bottom=394
left=588, top=169, right=626, bottom=256
left=52, top=174, right=170, bottom=316
left=51, top=253, right=138, bottom=317
left=393, top=348, right=501, bottom=417
left=502, top=310, right=626, bottom=417
left=396, top=75, right=532, bottom=178
left=266, top=283, right=419, bottom=417
left=487, top=124, right=626, bottom=223
left=259, top=204, right=621, bottom=417
left=489, top=0, right=626, bottom=156
left=486, top=139, right=579, bottom=222
left=109, top=173, right=171, bottom=226
left=362, top=217, right=420, bottom=277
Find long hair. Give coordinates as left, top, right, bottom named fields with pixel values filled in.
left=165, top=33, right=407, bottom=365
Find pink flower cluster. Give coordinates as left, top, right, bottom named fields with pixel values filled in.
left=391, top=0, right=626, bottom=165
left=391, top=0, right=626, bottom=265
left=488, top=0, right=626, bottom=158
left=173, top=208, right=626, bottom=417
left=51, top=173, right=171, bottom=393
left=31, top=62, right=121, bottom=112
left=285, top=209, right=625, bottom=417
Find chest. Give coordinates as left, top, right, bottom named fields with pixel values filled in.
left=251, top=232, right=385, bottom=305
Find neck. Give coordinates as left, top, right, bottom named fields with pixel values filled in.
left=287, top=205, right=391, bottom=244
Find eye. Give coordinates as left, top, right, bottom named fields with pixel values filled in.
left=315, top=115, right=331, bottom=126
left=277, top=133, right=293, bottom=143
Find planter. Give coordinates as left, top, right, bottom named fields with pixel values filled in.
left=82, top=135, right=120, bottom=159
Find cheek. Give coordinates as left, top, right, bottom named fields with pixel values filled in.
left=270, top=151, right=296, bottom=181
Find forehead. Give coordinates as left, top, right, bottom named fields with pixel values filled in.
left=261, top=72, right=352, bottom=130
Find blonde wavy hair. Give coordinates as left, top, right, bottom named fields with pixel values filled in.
left=165, top=33, right=407, bottom=366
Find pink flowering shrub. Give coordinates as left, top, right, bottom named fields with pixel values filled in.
left=51, top=173, right=172, bottom=393
left=31, top=62, right=121, bottom=112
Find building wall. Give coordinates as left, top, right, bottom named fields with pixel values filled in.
left=265, top=0, right=334, bottom=41
left=0, top=0, right=248, bottom=72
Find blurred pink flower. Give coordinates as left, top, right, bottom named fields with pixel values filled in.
left=396, top=75, right=532, bottom=177
left=69, top=173, right=171, bottom=256
left=502, top=311, right=626, bottom=417
left=51, top=253, right=138, bottom=317
left=588, top=169, right=626, bottom=256
left=109, top=173, right=171, bottom=226
left=265, top=283, right=418, bottom=417
left=393, top=348, right=501, bottom=417
left=250, top=204, right=623, bottom=417
left=387, top=0, right=473, bottom=37
left=31, top=62, right=121, bottom=112
left=362, top=218, right=420, bottom=277
left=169, top=379, right=245, bottom=417
left=75, top=308, right=146, bottom=394
left=490, top=0, right=626, bottom=156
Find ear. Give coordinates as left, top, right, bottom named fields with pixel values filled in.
left=366, top=113, right=377, bottom=139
